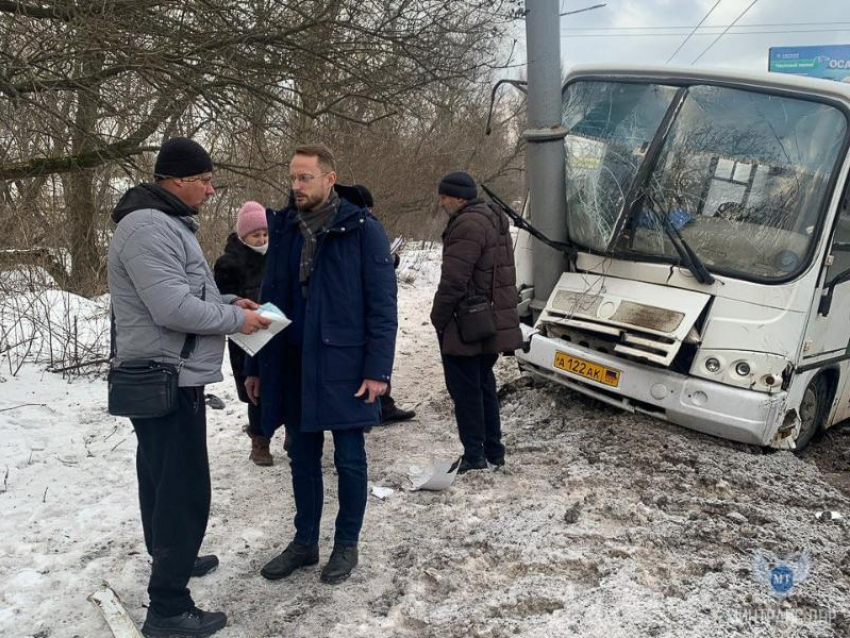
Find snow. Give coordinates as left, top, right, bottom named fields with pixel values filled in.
left=0, top=266, right=57, bottom=292
left=0, top=289, right=109, bottom=372
left=396, top=243, right=442, bottom=287
left=2, top=257, right=850, bottom=637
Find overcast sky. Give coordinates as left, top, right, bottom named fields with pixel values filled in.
left=513, top=0, right=850, bottom=73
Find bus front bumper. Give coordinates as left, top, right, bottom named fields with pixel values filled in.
left=516, top=326, right=788, bottom=447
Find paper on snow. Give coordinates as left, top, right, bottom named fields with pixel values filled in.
left=371, top=485, right=395, bottom=499
left=408, top=457, right=461, bottom=491
left=228, top=302, right=291, bottom=357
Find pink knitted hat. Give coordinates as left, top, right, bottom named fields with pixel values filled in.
left=235, top=201, right=267, bottom=238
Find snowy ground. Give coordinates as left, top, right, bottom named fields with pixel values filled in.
left=2, top=266, right=850, bottom=637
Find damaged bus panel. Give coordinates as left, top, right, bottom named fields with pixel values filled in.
left=515, top=66, right=850, bottom=450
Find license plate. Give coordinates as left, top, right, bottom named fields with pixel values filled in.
left=553, top=351, right=621, bottom=387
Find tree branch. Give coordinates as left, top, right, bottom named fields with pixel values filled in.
left=0, top=1, right=72, bottom=21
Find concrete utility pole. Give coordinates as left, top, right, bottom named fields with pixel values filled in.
left=525, top=0, right=568, bottom=313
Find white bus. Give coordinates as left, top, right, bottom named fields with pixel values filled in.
left=515, top=65, right=850, bottom=450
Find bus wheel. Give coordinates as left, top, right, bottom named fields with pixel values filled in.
left=796, top=376, right=829, bottom=452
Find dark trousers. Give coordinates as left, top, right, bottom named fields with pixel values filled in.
left=235, top=373, right=264, bottom=438
left=380, top=381, right=396, bottom=420
left=441, top=353, right=504, bottom=462
left=132, top=387, right=210, bottom=618
left=247, top=400, right=262, bottom=437
left=287, top=428, right=367, bottom=547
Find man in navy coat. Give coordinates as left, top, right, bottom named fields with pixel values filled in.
left=245, top=144, right=397, bottom=584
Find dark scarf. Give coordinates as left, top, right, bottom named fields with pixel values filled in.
left=295, top=189, right=339, bottom=296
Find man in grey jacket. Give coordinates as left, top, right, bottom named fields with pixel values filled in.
left=108, top=137, right=269, bottom=638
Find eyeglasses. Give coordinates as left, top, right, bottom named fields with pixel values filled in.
left=289, top=172, right=328, bottom=186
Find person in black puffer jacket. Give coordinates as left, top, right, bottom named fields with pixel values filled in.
left=352, top=184, right=416, bottom=427
left=214, top=200, right=282, bottom=465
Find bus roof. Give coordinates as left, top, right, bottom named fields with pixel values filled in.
left=565, top=64, right=850, bottom=109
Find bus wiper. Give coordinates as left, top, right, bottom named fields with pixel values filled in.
left=608, top=87, right=689, bottom=252
left=481, top=183, right=576, bottom=258
left=641, top=195, right=715, bottom=285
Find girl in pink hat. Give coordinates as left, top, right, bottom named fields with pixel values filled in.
left=214, top=201, right=283, bottom=465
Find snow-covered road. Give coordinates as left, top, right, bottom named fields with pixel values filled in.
left=2, top=273, right=850, bottom=638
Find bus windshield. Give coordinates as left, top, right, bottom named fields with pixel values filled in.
left=562, top=80, right=848, bottom=281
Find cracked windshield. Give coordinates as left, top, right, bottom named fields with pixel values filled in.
left=562, top=80, right=848, bottom=281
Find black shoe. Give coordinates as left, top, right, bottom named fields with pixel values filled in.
left=260, top=542, right=319, bottom=580
left=381, top=406, right=416, bottom=424
left=320, top=545, right=358, bottom=584
left=487, top=456, right=505, bottom=469
left=204, top=394, right=226, bottom=410
left=141, top=606, right=227, bottom=638
left=191, top=554, right=219, bottom=578
left=457, top=457, right=488, bottom=474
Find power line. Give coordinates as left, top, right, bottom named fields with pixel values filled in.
left=560, top=21, right=850, bottom=32
left=692, top=0, right=762, bottom=65
left=560, top=3, right=606, bottom=16
left=666, top=0, right=723, bottom=64
left=559, top=28, right=850, bottom=38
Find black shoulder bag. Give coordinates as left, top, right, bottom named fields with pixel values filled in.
left=107, top=289, right=201, bottom=419
left=454, top=231, right=499, bottom=344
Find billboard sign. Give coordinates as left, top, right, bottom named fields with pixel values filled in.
left=769, top=45, right=850, bottom=83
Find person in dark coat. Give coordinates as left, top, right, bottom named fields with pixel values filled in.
left=430, top=170, right=522, bottom=474
left=245, top=144, right=397, bottom=585
left=352, top=184, right=415, bottom=426
left=214, top=200, right=286, bottom=466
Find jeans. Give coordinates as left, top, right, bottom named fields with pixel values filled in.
left=287, top=428, right=367, bottom=546
left=441, top=353, right=504, bottom=462
left=132, top=387, right=209, bottom=617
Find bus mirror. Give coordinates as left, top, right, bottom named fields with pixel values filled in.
left=484, top=79, right=527, bottom=136
left=819, top=290, right=834, bottom=316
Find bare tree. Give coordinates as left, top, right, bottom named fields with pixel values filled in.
left=0, top=0, right=521, bottom=295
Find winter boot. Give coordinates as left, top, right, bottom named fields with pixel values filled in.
left=249, top=435, right=273, bottom=466
left=260, top=542, right=319, bottom=580
left=191, top=554, right=219, bottom=578
left=457, top=456, right=488, bottom=474
left=320, top=545, right=359, bottom=585
left=141, top=606, right=226, bottom=638
left=487, top=456, right=505, bottom=470
left=381, top=405, right=416, bottom=424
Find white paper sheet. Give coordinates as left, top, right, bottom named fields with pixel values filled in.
left=371, top=485, right=395, bottom=500
left=408, top=457, right=461, bottom=491
left=228, top=302, right=291, bottom=357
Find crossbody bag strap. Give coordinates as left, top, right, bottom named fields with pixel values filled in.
left=457, top=209, right=501, bottom=303
left=178, top=283, right=204, bottom=369
left=110, top=306, right=117, bottom=360
left=478, top=210, right=500, bottom=305
left=489, top=233, right=499, bottom=306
